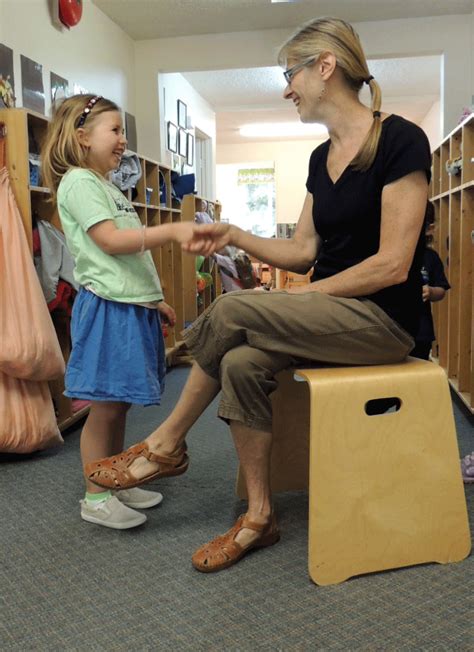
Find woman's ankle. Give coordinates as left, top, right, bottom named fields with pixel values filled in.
left=246, top=505, right=273, bottom=524
left=145, top=428, right=184, bottom=454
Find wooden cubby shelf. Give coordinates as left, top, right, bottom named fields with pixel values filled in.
left=430, top=112, right=474, bottom=413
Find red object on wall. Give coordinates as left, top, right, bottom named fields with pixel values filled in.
left=59, top=0, right=83, bottom=28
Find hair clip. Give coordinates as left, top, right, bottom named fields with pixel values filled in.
left=77, top=96, right=102, bottom=128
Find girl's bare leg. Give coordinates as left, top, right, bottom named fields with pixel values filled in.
left=81, top=401, right=130, bottom=493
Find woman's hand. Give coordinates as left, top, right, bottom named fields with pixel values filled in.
left=171, top=222, right=215, bottom=256
left=158, top=301, right=176, bottom=327
left=182, top=223, right=234, bottom=255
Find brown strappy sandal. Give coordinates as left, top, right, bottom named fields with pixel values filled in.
left=84, top=441, right=189, bottom=490
left=192, top=513, right=280, bottom=573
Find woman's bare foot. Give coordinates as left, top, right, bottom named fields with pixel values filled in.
left=126, top=429, right=183, bottom=480
left=192, top=513, right=279, bottom=572
left=85, top=435, right=188, bottom=489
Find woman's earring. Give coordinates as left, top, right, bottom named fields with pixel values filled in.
left=318, top=84, right=326, bottom=102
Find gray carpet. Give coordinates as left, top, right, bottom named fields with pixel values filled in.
left=0, top=366, right=473, bottom=652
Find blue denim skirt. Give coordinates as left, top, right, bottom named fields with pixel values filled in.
left=65, top=288, right=166, bottom=405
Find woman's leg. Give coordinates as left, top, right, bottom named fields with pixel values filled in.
left=127, top=362, right=220, bottom=478
left=229, top=420, right=273, bottom=547
left=81, top=401, right=130, bottom=493
left=87, top=290, right=413, bottom=487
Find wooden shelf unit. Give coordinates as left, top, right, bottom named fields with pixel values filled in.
left=0, top=107, right=222, bottom=429
left=181, top=194, right=222, bottom=319
left=430, top=112, right=474, bottom=413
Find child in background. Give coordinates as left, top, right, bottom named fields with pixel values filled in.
left=41, top=95, right=213, bottom=529
left=411, top=201, right=450, bottom=360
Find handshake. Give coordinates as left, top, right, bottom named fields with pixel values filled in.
left=178, top=222, right=234, bottom=257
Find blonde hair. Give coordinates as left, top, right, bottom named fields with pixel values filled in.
left=278, top=17, right=382, bottom=171
left=41, top=94, right=120, bottom=202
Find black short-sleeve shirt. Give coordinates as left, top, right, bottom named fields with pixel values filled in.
left=306, top=114, right=432, bottom=337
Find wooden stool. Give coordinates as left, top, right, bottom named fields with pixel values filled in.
left=236, top=357, right=471, bottom=585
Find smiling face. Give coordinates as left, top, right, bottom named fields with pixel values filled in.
left=283, top=57, right=326, bottom=123
left=78, top=110, right=127, bottom=176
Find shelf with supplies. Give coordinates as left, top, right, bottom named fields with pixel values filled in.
left=429, top=112, right=474, bottom=413
left=181, top=194, right=222, bottom=319
left=0, top=107, right=222, bottom=430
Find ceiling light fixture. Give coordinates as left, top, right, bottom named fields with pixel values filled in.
left=239, top=122, right=327, bottom=138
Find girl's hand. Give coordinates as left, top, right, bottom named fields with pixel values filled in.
left=183, top=223, right=233, bottom=255
left=158, top=301, right=176, bottom=326
left=172, top=222, right=216, bottom=256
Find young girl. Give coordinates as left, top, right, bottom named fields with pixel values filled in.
left=42, top=94, right=212, bottom=529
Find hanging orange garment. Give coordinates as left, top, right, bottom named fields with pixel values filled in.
left=0, top=371, right=62, bottom=453
left=0, top=166, right=65, bottom=381
left=0, top=123, right=63, bottom=453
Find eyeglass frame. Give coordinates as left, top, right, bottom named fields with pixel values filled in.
left=283, top=56, right=317, bottom=84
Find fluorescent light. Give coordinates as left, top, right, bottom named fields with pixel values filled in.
left=239, top=122, right=327, bottom=138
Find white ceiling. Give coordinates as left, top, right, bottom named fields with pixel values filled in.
left=185, top=55, right=441, bottom=143
left=91, top=0, right=453, bottom=143
left=92, top=0, right=472, bottom=40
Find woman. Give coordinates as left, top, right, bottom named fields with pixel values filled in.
left=85, top=17, right=431, bottom=571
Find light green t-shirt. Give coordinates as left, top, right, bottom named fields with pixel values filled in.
left=57, top=168, right=163, bottom=304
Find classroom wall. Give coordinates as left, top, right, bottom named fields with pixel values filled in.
left=420, top=100, right=442, bottom=150
left=157, top=72, right=216, bottom=194
left=217, top=139, right=324, bottom=224
left=0, top=0, right=135, bottom=118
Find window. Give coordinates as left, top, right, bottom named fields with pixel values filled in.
left=217, top=163, right=275, bottom=237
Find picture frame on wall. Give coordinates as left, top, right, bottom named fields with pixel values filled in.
left=50, top=72, right=69, bottom=107
left=186, top=132, right=194, bottom=166
left=125, top=112, right=137, bottom=152
left=178, top=128, right=187, bottom=157
left=0, top=43, right=16, bottom=108
left=177, top=99, right=187, bottom=128
left=167, top=121, right=178, bottom=153
left=21, top=54, right=45, bottom=114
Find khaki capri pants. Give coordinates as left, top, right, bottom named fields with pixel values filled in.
left=183, top=290, right=414, bottom=432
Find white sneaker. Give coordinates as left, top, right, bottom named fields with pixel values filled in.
left=113, top=487, right=163, bottom=509
left=80, top=495, right=147, bottom=529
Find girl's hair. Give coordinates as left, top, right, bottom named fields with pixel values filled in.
left=41, top=94, right=120, bottom=201
left=278, top=17, right=382, bottom=171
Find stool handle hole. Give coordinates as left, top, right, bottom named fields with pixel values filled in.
left=365, top=397, right=401, bottom=415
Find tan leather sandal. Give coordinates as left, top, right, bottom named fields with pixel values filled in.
left=84, top=442, right=189, bottom=490
left=192, top=513, right=280, bottom=573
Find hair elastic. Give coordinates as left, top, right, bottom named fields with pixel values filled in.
left=373, top=110, right=381, bottom=118
left=365, top=75, right=374, bottom=84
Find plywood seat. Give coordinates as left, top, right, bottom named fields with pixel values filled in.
left=237, top=357, right=471, bottom=585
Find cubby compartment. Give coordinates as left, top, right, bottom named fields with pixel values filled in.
left=447, top=191, right=461, bottom=378
left=431, top=148, right=441, bottom=197
left=449, top=132, right=463, bottom=191
left=145, top=160, right=159, bottom=207
left=440, top=141, right=450, bottom=194
left=462, top=116, right=474, bottom=186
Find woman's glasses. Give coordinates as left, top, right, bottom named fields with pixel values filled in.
left=283, top=56, right=317, bottom=84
